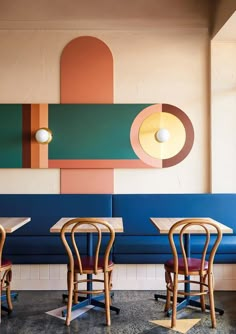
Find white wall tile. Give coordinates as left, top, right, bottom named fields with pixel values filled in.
left=12, top=265, right=21, bottom=280
left=126, top=265, right=137, bottom=279
left=9, top=264, right=236, bottom=291
left=59, top=264, right=67, bottom=279
left=20, top=265, right=30, bottom=280
left=137, top=264, right=147, bottom=279
left=146, top=265, right=156, bottom=279
left=49, top=265, right=60, bottom=280
left=30, top=265, right=40, bottom=280
left=39, top=265, right=50, bottom=280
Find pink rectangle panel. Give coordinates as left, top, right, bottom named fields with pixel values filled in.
left=60, top=169, right=114, bottom=194
left=49, top=159, right=150, bottom=168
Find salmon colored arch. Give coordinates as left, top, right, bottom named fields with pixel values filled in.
left=60, top=36, right=114, bottom=103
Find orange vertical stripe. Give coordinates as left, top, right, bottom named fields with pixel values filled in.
left=22, top=104, right=49, bottom=168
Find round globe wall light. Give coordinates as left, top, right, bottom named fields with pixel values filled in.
left=155, top=128, right=170, bottom=143
left=35, top=128, right=53, bottom=144
left=130, top=103, right=194, bottom=168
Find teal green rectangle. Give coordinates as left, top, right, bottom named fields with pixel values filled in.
left=49, top=104, right=151, bottom=160
left=0, top=104, right=22, bottom=168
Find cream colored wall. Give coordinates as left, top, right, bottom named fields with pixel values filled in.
left=0, top=1, right=215, bottom=291
left=0, top=169, right=60, bottom=194
left=211, top=41, right=236, bottom=192
left=0, top=27, right=210, bottom=193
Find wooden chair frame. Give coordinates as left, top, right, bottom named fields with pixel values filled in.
left=60, top=218, right=115, bottom=326
left=0, top=224, right=13, bottom=312
left=164, top=218, right=222, bottom=328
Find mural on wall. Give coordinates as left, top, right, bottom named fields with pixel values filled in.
left=0, top=36, right=194, bottom=193
left=0, top=103, right=194, bottom=168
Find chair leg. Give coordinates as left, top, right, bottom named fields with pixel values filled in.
left=108, top=270, right=113, bottom=290
left=208, top=273, right=216, bottom=328
left=171, top=274, right=178, bottom=328
left=164, top=271, right=171, bottom=312
left=200, top=275, right=206, bottom=312
left=66, top=270, right=74, bottom=326
left=104, top=271, right=111, bottom=326
left=73, top=272, right=78, bottom=304
left=6, top=269, right=13, bottom=311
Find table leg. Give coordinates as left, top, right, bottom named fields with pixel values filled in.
left=1, top=292, right=17, bottom=314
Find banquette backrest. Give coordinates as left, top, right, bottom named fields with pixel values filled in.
left=1, top=193, right=236, bottom=264
left=112, top=194, right=236, bottom=263
left=0, top=194, right=112, bottom=264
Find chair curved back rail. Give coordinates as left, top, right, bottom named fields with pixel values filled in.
left=165, top=218, right=223, bottom=329
left=60, top=218, right=115, bottom=275
left=168, top=218, right=223, bottom=277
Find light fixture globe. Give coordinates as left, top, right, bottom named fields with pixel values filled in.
left=35, top=128, right=53, bottom=144
left=155, top=128, right=170, bottom=143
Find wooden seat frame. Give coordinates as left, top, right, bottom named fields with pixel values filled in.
left=60, top=218, right=115, bottom=326
left=164, top=218, right=222, bottom=328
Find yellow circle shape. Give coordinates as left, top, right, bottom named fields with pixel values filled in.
left=139, top=112, right=186, bottom=159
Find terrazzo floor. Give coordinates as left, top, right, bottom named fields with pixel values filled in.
left=0, top=290, right=235, bottom=334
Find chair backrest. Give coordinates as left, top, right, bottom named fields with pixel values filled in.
left=60, top=218, right=115, bottom=274
left=168, top=218, right=222, bottom=276
left=0, top=224, right=6, bottom=266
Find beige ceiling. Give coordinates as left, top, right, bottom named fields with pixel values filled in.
left=0, top=0, right=210, bottom=30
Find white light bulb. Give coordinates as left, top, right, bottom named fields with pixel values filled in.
left=155, top=128, right=170, bottom=143
left=35, top=128, right=52, bottom=144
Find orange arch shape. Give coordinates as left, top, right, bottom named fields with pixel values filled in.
left=60, top=36, right=114, bottom=103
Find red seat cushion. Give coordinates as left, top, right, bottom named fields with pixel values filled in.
left=165, top=257, right=208, bottom=272
left=1, top=258, right=12, bottom=268
left=74, top=256, right=113, bottom=271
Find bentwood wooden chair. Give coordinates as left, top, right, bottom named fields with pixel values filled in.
left=164, top=218, right=222, bottom=329
left=0, top=224, right=13, bottom=313
left=60, top=218, right=115, bottom=326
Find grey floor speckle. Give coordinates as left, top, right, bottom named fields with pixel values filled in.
left=0, top=290, right=235, bottom=334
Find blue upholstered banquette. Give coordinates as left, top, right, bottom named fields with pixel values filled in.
left=1, top=194, right=236, bottom=264
left=1, top=195, right=112, bottom=264
left=112, top=194, right=236, bottom=263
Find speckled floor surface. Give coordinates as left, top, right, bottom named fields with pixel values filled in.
left=0, top=290, right=235, bottom=334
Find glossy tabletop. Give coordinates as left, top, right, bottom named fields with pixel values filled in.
left=150, top=217, right=233, bottom=234
left=50, top=217, right=123, bottom=233
left=0, top=217, right=31, bottom=233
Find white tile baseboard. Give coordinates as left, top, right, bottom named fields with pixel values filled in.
left=11, top=264, right=236, bottom=291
